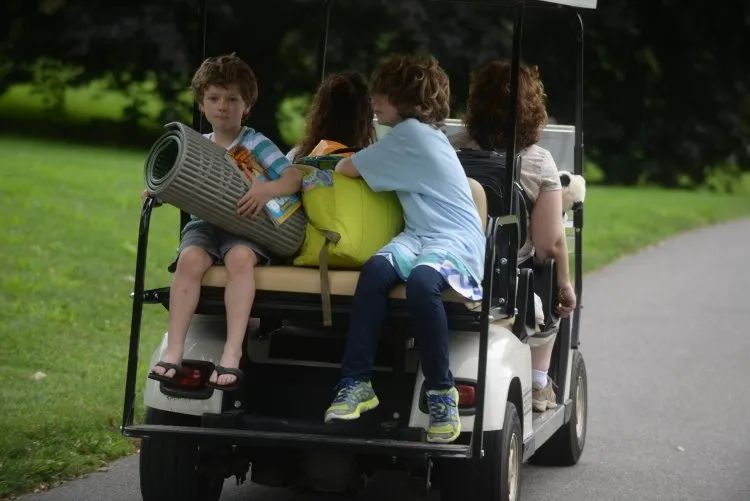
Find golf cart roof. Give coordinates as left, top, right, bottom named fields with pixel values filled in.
left=535, top=0, right=596, bottom=8
left=427, top=0, right=597, bottom=8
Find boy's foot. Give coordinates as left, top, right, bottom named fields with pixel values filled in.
left=208, top=351, right=243, bottom=390
left=148, top=353, right=183, bottom=384
left=532, top=379, right=557, bottom=412
left=324, top=378, right=379, bottom=423
left=425, top=387, right=462, bottom=443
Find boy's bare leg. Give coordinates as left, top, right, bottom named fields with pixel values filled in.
left=211, top=245, right=257, bottom=386
left=152, top=246, right=214, bottom=378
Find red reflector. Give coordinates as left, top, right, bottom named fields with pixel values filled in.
left=176, top=368, right=205, bottom=388
left=456, top=384, right=476, bottom=407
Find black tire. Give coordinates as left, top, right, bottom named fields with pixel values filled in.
left=139, top=407, right=224, bottom=501
left=529, top=350, right=587, bottom=466
left=437, top=402, right=523, bottom=501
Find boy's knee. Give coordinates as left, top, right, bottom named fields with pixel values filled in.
left=175, top=246, right=213, bottom=275
left=356, top=256, right=398, bottom=292
left=405, top=266, right=443, bottom=300
left=223, top=246, right=258, bottom=273
left=360, top=255, right=393, bottom=278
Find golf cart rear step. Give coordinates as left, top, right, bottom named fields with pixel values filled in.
left=123, top=424, right=473, bottom=458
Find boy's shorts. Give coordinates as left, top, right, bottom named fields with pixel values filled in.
left=168, top=218, right=271, bottom=272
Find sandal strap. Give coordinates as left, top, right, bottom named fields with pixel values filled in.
left=214, top=365, right=243, bottom=378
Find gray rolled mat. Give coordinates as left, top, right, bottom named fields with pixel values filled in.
left=143, top=122, right=307, bottom=258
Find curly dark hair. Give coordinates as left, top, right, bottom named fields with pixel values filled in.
left=294, top=71, right=376, bottom=160
left=191, top=53, right=258, bottom=108
left=371, top=53, right=450, bottom=125
left=464, top=59, right=548, bottom=152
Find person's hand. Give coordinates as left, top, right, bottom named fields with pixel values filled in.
left=141, top=189, right=163, bottom=207
left=556, top=281, right=577, bottom=318
left=237, top=173, right=275, bottom=218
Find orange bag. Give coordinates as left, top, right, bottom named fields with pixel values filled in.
left=309, top=139, right=353, bottom=157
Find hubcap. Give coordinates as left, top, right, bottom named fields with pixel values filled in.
left=575, top=374, right=586, bottom=441
left=508, top=433, right=520, bottom=501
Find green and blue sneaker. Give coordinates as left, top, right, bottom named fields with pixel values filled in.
left=324, top=378, right=380, bottom=423
left=426, top=387, right=462, bottom=443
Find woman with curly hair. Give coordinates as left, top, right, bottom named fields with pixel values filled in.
left=451, top=59, right=576, bottom=413
left=287, top=71, right=376, bottom=161
left=323, top=54, right=485, bottom=445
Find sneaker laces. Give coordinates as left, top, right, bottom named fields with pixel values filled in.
left=332, top=378, right=359, bottom=404
left=427, top=391, right=457, bottom=422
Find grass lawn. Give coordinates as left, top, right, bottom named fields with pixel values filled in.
left=1, top=136, right=750, bottom=498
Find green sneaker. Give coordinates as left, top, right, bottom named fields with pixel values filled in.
left=425, top=387, right=462, bottom=443
left=324, top=378, right=379, bottom=423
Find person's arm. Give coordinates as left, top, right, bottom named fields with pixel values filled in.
left=340, top=120, right=418, bottom=192
left=285, top=145, right=300, bottom=162
left=530, top=188, right=570, bottom=287
left=334, top=157, right=361, bottom=178
left=266, top=167, right=303, bottom=197
left=528, top=150, right=576, bottom=317
left=237, top=134, right=303, bottom=217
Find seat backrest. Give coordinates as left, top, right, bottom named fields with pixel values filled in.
left=467, top=178, right=488, bottom=232
left=457, top=148, right=532, bottom=253
left=456, top=149, right=510, bottom=218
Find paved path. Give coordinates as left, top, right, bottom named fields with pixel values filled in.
left=21, top=220, right=750, bottom=501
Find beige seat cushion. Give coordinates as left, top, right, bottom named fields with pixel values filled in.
left=201, top=265, right=477, bottom=308
left=200, top=178, right=487, bottom=311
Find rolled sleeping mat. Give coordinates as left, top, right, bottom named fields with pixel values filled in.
left=143, top=122, right=307, bottom=258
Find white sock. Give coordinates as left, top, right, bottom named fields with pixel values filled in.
left=532, top=370, right=549, bottom=389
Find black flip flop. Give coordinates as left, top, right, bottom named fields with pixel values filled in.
left=148, top=361, right=185, bottom=385
left=206, top=366, right=245, bottom=392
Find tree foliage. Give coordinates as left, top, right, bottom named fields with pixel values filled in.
left=2, top=0, right=749, bottom=187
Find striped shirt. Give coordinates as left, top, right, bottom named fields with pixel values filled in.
left=204, top=126, right=291, bottom=180
left=181, top=127, right=293, bottom=230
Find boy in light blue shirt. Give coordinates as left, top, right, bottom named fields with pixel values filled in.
left=324, top=54, right=485, bottom=444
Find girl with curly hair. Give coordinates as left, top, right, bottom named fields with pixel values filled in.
left=451, top=59, right=576, bottom=413
left=286, top=71, right=376, bottom=161
left=323, top=54, right=485, bottom=445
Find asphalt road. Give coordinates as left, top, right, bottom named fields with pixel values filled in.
left=20, top=220, right=750, bottom=501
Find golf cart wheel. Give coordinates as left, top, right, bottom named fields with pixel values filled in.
left=529, top=350, right=587, bottom=466
left=139, top=407, right=224, bottom=501
left=437, top=402, right=522, bottom=501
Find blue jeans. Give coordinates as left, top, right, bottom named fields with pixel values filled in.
left=341, top=256, right=454, bottom=390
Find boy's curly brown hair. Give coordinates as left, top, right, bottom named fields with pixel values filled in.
left=294, top=71, right=376, bottom=160
left=191, top=53, right=259, bottom=109
left=371, top=53, right=451, bottom=125
left=464, top=59, right=548, bottom=152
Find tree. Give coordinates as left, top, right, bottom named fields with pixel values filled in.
left=2, top=0, right=749, bottom=187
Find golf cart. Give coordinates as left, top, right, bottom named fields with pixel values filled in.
left=121, top=0, right=594, bottom=499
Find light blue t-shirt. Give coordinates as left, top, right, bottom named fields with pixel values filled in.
left=351, top=119, right=485, bottom=300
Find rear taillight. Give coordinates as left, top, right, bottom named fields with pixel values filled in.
left=419, top=380, right=477, bottom=414
left=175, top=367, right=206, bottom=388
left=456, top=384, right=476, bottom=408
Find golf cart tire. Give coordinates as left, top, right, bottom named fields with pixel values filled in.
left=437, top=402, right=523, bottom=501
left=139, top=407, right=224, bottom=501
left=529, top=350, right=587, bottom=466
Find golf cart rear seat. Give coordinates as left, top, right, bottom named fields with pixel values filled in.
left=174, top=178, right=488, bottom=329
left=200, top=262, right=481, bottom=309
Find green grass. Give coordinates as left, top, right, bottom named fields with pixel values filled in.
left=583, top=185, right=750, bottom=271
left=0, top=137, right=180, bottom=497
left=1, top=137, right=750, bottom=498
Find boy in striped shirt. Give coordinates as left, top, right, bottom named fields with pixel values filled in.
left=148, top=53, right=302, bottom=391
